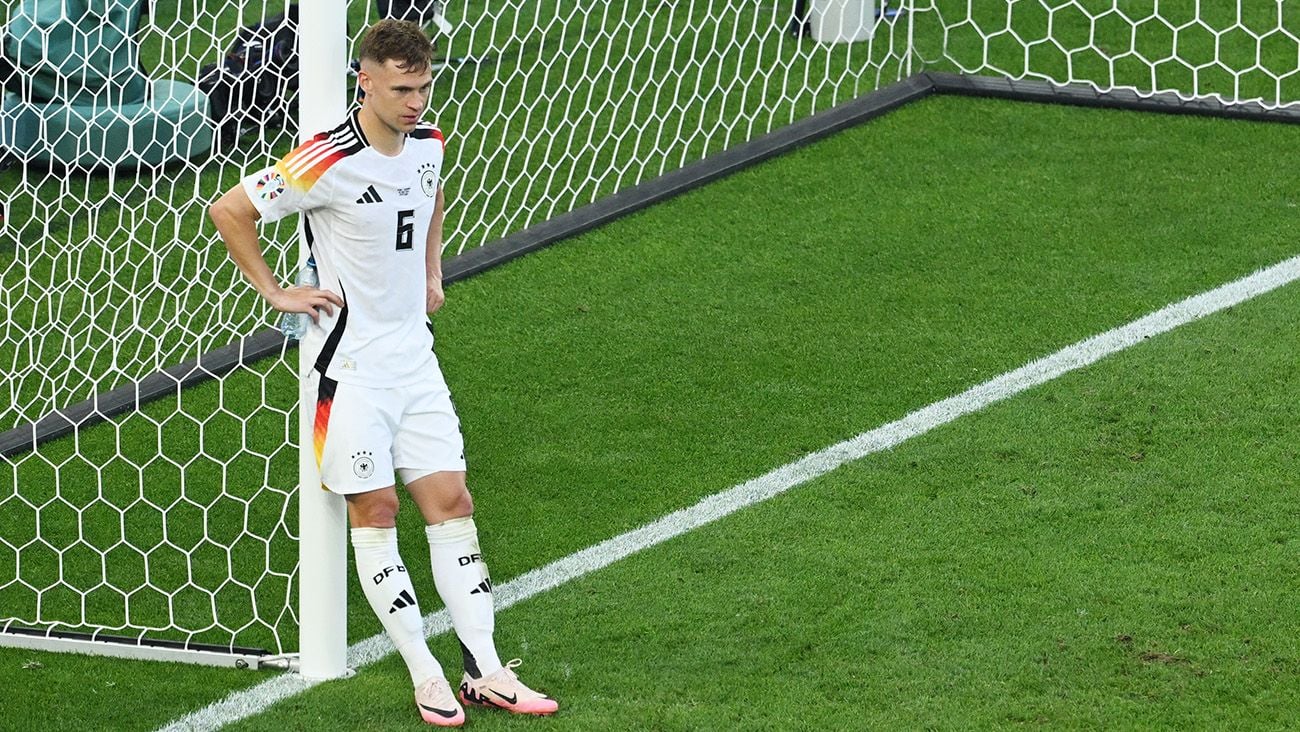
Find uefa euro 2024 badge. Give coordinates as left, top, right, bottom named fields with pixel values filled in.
left=419, top=162, right=438, bottom=197
left=256, top=171, right=286, bottom=201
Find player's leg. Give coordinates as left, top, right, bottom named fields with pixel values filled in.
left=345, top=489, right=462, bottom=726
left=316, top=375, right=462, bottom=726
left=403, top=469, right=497, bottom=675
left=405, top=471, right=557, bottom=715
left=395, top=377, right=558, bottom=716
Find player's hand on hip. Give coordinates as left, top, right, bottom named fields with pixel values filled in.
left=426, top=280, right=445, bottom=314
left=269, top=286, right=344, bottom=323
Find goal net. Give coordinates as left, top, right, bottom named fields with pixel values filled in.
left=0, top=0, right=911, bottom=663
left=915, top=0, right=1300, bottom=109
left=2, top=0, right=1297, bottom=666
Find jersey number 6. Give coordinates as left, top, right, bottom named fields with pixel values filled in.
left=396, top=209, right=415, bottom=251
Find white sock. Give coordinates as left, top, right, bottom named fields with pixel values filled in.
left=426, top=517, right=503, bottom=677
left=351, top=526, right=444, bottom=687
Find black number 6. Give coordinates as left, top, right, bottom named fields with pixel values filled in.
left=395, top=209, right=415, bottom=251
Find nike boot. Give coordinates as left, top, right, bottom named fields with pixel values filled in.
left=415, top=676, right=466, bottom=727
left=458, top=658, right=558, bottom=715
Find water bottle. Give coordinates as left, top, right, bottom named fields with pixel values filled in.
left=278, top=256, right=318, bottom=340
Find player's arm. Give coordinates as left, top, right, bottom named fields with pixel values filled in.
left=425, top=184, right=446, bottom=314
left=209, top=185, right=343, bottom=322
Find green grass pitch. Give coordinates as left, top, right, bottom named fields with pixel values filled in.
left=5, top=0, right=1300, bottom=727
left=3, top=93, right=1300, bottom=729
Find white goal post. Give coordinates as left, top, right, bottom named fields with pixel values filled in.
left=294, top=0, right=350, bottom=681
left=2, top=0, right=1299, bottom=671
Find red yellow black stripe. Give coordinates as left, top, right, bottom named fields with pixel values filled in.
left=313, top=375, right=338, bottom=470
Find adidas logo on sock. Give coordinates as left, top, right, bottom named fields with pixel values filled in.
left=388, top=589, right=416, bottom=613
left=356, top=184, right=383, bottom=204
left=469, top=578, right=493, bottom=595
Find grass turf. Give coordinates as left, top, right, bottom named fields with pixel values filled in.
left=442, top=277, right=1299, bottom=731
left=359, top=279, right=1300, bottom=730
left=2, top=94, right=1299, bottom=728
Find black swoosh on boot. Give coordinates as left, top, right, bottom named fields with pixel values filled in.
left=419, top=703, right=458, bottom=718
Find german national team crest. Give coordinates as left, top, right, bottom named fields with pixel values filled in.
left=255, top=171, right=286, bottom=201
left=419, top=162, right=438, bottom=197
left=351, top=451, right=375, bottom=479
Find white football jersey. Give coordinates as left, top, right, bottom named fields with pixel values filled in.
left=243, top=110, right=446, bottom=388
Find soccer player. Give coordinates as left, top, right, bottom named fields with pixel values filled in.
left=209, top=19, right=558, bottom=727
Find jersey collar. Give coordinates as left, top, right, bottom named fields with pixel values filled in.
left=348, top=109, right=371, bottom=148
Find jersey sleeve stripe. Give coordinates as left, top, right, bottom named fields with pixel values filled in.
left=299, top=149, right=348, bottom=191
left=282, top=129, right=347, bottom=171
left=284, top=130, right=358, bottom=176
left=276, top=117, right=366, bottom=192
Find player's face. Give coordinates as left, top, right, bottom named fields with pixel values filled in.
left=359, top=59, right=433, bottom=135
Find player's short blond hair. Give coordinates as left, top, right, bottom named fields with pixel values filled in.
left=358, top=19, right=433, bottom=71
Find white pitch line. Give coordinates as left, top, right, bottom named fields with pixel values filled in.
left=158, top=254, right=1300, bottom=732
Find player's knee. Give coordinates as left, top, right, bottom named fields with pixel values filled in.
left=347, top=491, right=401, bottom=527
left=444, top=490, right=473, bottom=519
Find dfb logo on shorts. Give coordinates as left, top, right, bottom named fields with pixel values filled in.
left=351, top=450, right=375, bottom=479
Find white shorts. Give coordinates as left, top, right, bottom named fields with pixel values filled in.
left=311, top=370, right=467, bottom=495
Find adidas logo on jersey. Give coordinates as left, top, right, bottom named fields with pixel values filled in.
left=356, top=184, right=383, bottom=204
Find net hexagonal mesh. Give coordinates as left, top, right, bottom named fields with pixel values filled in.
left=1, top=0, right=1297, bottom=659
left=0, top=0, right=911, bottom=656
left=915, top=0, right=1300, bottom=108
